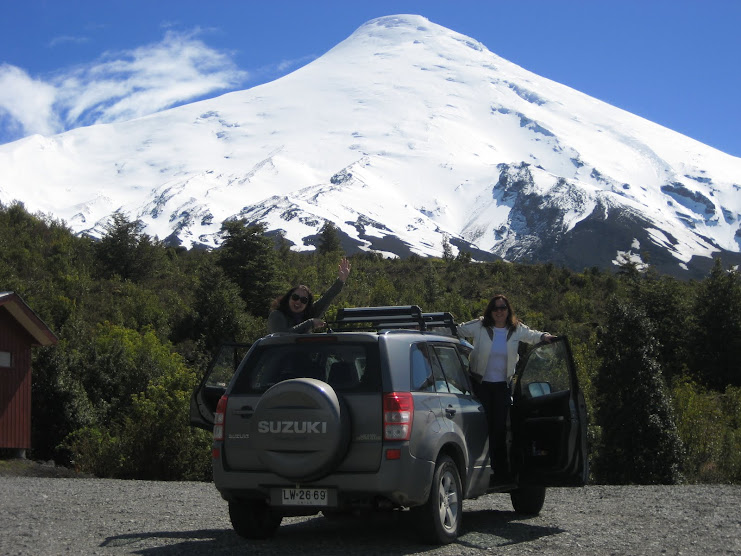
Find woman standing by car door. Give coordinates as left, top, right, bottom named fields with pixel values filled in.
left=457, top=294, right=555, bottom=484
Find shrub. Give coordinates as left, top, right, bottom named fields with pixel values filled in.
left=593, top=298, right=684, bottom=484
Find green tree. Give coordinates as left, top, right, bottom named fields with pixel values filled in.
left=113, top=362, right=212, bottom=480
left=692, top=259, right=741, bottom=389
left=184, top=262, right=256, bottom=355
left=95, top=213, right=163, bottom=282
left=0, top=202, right=96, bottom=332
left=719, top=386, right=741, bottom=482
left=627, top=270, right=693, bottom=382
left=80, top=323, right=178, bottom=423
left=614, top=252, right=648, bottom=279
left=441, top=234, right=453, bottom=262
left=455, top=250, right=472, bottom=265
left=30, top=341, right=96, bottom=463
left=217, top=220, right=281, bottom=315
left=369, top=275, right=399, bottom=306
left=593, top=298, right=684, bottom=484
left=317, top=220, right=342, bottom=255
left=64, top=325, right=211, bottom=479
left=671, top=378, right=725, bottom=482
left=422, top=262, right=440, bottom=307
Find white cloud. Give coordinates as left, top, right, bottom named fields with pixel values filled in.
left=0, top=64, right=61, bottom=137
left=0, top=30, right=248, bottom=144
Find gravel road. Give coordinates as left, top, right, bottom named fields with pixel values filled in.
left=1, top=477, right=739, bottom=555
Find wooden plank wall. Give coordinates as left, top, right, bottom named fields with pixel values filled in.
left=0, top=308, right=33, bottom=450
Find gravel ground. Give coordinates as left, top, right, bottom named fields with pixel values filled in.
left=0, top=475, right=739, bottom=555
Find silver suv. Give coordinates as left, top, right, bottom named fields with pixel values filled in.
left=190, top=306, right=588, bottom=544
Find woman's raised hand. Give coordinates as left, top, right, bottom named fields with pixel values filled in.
left=338, top=257, right=351, bottom=283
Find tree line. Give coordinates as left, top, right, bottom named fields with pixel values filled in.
left=1, top=201, right=739, bottom=484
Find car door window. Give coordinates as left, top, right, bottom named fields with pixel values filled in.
left=427, top=344, right=450, bottom=393
left=410, top=343, right=435, bottom=392
left=191, top=343, right=250, bottom=430
left=456, top=344, right=472, bottom=376
left=518, top=340, right=572, bottom=398
left=431, top=344, right=471, bottom=395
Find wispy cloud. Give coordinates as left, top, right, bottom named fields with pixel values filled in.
left=246, top=54, right=316, bottom=84
left=275, top=55, right=316, bottom=73
left=0, top=29, right=248, bottom=144
left=49, top=35, right=91, bottom=48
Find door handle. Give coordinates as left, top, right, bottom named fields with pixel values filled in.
left=445, top=406, right=456, bottom=417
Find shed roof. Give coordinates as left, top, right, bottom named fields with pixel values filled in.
left=0, top=292, right=58, bottom=347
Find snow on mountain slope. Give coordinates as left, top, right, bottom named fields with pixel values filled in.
left=1, top=14, right=739, bottom=278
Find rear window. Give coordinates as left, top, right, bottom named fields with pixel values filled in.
left=231, top=342, right=381, bottom=394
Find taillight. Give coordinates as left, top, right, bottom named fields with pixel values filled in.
left=213, top=395, right=228, bottom=442
left=383, top=392, right=413, bottom=441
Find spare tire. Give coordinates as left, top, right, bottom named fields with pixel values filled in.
left=250, top=378, right=351, bottom=482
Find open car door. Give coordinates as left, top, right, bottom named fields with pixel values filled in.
left=189, top=343, right=251, bottom=432
left=510, top=337, right=588, bottom=486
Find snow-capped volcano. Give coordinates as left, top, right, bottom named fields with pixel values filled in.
left=1, top=14, right=739, bottom=278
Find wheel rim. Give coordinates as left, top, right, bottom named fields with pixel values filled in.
left=437, top=469, right=460, bottom=532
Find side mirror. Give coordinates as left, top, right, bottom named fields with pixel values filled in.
left=527, top=381, right=552, bottom=398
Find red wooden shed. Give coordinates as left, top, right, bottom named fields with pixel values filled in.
left=0, top=292, right=58, bottom=457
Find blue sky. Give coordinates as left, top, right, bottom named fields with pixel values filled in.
left=1, top=0, right=740, bottom=157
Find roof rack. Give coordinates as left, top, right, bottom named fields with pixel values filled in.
left=421, top=312, right=457, bottom=336
left=328, top=306, right=457, bottom=335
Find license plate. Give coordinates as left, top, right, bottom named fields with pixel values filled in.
left=280, top=488, right=329, bottom=506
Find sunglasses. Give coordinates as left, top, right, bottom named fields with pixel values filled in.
left=290, top=293, right=309, bottom=304
left=492, top=305, right=508, bottom=312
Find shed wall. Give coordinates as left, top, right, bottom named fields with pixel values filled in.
left=0, top=308, right=33, bottom=450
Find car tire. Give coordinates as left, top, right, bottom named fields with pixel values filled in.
left=413, top=455, right=462, bottom=544
left=510, top=484, right=546, bottom=515
left=228, top=499, right=282, bottom=539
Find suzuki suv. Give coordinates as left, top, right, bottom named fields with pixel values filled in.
left=190, top=306, right=588, bottom=544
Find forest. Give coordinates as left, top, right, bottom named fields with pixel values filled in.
left=1, top=201, right=739, bottom=484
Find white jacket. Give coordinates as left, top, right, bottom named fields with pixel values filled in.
left=457, top=317, right=547, bottom=382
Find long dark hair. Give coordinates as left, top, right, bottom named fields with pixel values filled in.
left=271, top=285, right=316, bottom=317
left=482, top=294, right=519, bottom=329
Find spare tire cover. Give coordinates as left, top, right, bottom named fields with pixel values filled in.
left=250, top=378, right=351, bottom=482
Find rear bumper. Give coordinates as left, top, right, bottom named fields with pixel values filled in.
left=213, top=449, right=436, bottom=508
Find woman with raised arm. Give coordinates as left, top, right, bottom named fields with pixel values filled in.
left=267, top=257, right=351, bottom=334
